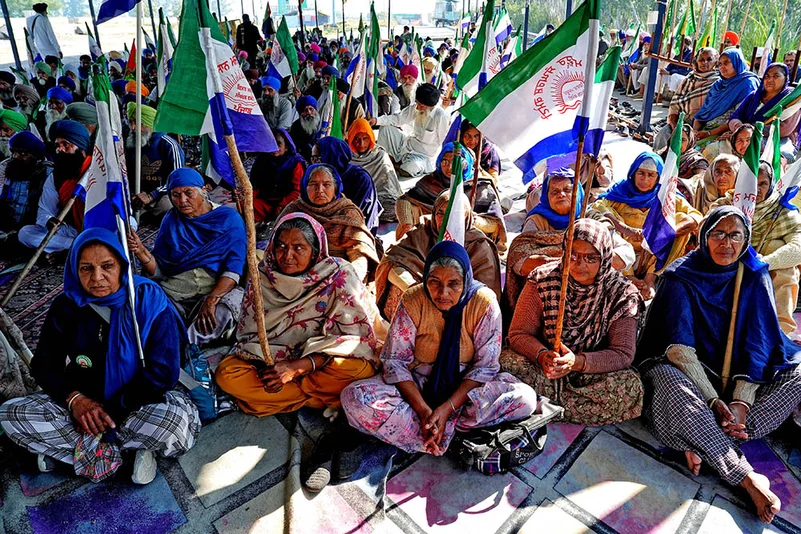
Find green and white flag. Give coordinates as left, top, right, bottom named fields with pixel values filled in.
left=157, top=8, right=175, bottom=100
left=764, top=83, right=801, bottom=122
left=733, top=121, right=764, bottom=221
left=455, top=0, right=500, bottom=96
left=438, top=143, right=470, bottom=244
left=762, top=118, right=781, bottom=185
left=757, top=22, right=776, bottom=78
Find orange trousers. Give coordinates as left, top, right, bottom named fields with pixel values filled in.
left=215, top=356, right=376, bottom=417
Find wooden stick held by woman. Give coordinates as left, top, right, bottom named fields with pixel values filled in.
left=721, top=262, right=744, bottom=391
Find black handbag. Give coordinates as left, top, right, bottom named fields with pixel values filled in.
left=451, top=397, right=564, bottom=475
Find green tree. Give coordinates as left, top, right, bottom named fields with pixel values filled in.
left=5, top=0, right=64, bottom=17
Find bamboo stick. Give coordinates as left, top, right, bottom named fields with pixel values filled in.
left=469, top=132, right=483, bottom=207
left=224, top=134, right=274, bottom=366
left=739, top=0, right=752, bottom=37
left=695, top=0, right=708, bottom=41
left=580, top=157, right=597, bottom=216
left=777, top=0, right=789, bottom=50
left=0, top=306, right=34, bottom=367
left=721, top=262, right=744, bottom=391
left=722, top=0, right=733, bottom=37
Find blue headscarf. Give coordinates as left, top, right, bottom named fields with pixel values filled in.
left=526, top=168, right=584, bottom=230
left=693, top=49, right=760, bottom=123
left=64, top=228, right=183, bottom=400
left=300, top=163, right=343, bottom=203
left=637, top=206, right=801, bottom=383
left=422, top=241, right=486, bottom=407
left=730, top=63, right=792, bottom=125
left=152, top=169, right=247, bottom=278
left=599, top=151, right=664, bottom=209
left=436, top=141, right=475, bottom=182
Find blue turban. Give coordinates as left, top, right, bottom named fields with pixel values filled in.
left=423, top=46, right=436, bottom=57
left=321, top=65, right=339, bottom=77
left=46, top=86, right=73, bottom=104
left=262, top=76, right=281, bottom=91
left=296, top=95, right=318, bottom=112
left=57, top=75, right=77, bottom=91
left=167, top=168, right=205, bottom=190
left=111, top=79, right=128, bottom=97
left=49, top=120, right=91, bottom=153
left=308, top=53, right=319, bottom=62
left=9, top=130, right=47, bottom=160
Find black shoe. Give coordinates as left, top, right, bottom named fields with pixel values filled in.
left=333, top=445, right=362, bottom=481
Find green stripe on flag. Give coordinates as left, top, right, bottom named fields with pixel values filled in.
left=669, top=112, right=684, bottom=156
left=154, top=0, right=228, bottom=135
left=277, top=17, right=299, bottom=75
left=455, top=0, right=494, bottom=90
left=597, top=46, right=622, bottom=82
left=438, top=142, right=464, bottom=242
left=330, top=75, right=343, bottom=139
left=459, top=0, right=596, bottom=125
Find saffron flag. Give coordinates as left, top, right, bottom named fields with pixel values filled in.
left=642, top=113, right=682, bottom=271
left=733, top=121, right=764, bottom=221
left=124, top=39, right=137, bottom=80
left=459, top=0, right=602, bottom=177
left=97, top=0, right=141, bottom=24
left=154, top=0, right=276, bottom=185
left=86, top=23, right=103, bottom=60
left=438, top=142, right=469, bottom=245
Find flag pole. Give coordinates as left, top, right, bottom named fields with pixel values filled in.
left=739, top=0, right=751, bottom=36
left=580, top=156, right=597, bottom=216
left=0, top=0, right=23, bottom=72
left=469, top=132, right=482, bottom=207
left=776, top=0, right=789, bottom=50
left=87, top=0, right=102, bottom=50
left=135, top=3, right=143, bottom=211
left=147, top=0, right=158, bottom=40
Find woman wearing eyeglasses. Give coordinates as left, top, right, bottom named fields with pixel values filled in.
left=637, top=206, right=801, bottom=524
left=500, top=219, right=645, bottom=426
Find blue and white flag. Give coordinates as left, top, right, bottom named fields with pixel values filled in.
left=642, top=114, right=682, bottom=270
left=97, top=0, right=141, bottom=24
left=493, top=8, right=513, bottom=46
left=156, top=9, right=174, bottom=100
left=460, top=15, right=471, bottom=32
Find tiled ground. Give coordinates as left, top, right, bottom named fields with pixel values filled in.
left=1, top=105, right=800, bottom=533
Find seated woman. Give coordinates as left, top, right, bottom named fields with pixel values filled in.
left=693, top=154, right=740, bottom=214
left=459, top=119, right=501, bottom=180
left=314, top=136, right=382, bottom=233
left=591, top=152, right=702, bottom=298
left=0, top=229, right=199, bottom=484
left=702, top=122, right=754, bottom=163
left=524, top=152, right=615, bottom=213
left=249, top=128, right=306, bottom=223
left=674, top=125, right=709, bottom=205
left=278, top=164, right=379, bottom=282
left=637, top=206, right=801, bottom=524
left=342, top=241, right=539, bottom=456
left=395, top=143, right=506, bottom=249
left=215, top=214, right=385, bottom=490
left=347, top=118, right=404, bottom=223
left=710, top=162, right=801, bottom=335
left=128, top=168, right=247, bottom=347
left=506, top=169, right=635, bottom=319
left=728, top=63, right=800, bottom=160
left=376, top=189, right=501, bottom=320
left=693, top=48, right=759, bottom=147
left=502, top=219, right=643, bottom=425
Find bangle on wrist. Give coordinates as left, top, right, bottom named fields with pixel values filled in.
left=140, top=255, right=153, bottom=266
left=67, top=392, right=84, bottom=412
left=306, top=355, right=317, bottom=374
left=707, top=397, right=720, bottom=409
left=729, top=400, right=751, bottom=411
left=448, top=398, right=457, bottom=414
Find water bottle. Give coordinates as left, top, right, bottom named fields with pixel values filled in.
left=189, top=345, right=218, bottom=414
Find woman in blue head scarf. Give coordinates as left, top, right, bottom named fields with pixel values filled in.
left=637, top=206, right=801, bottom=524
left=693, top=48, right=759, bottom=142
left=127, top=168, right=247, bottom=348
left=592, top=151, right=702, bottom=299
left=342, top=241, right=539, bottom=456
left=0, top=228, right=199, bottom=484
left=279, top=163, right=379, bottom=282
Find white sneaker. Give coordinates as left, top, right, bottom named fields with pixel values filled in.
left=36, top=453, right=56, bottom=473
left=131, top=450, right=157, bottom=485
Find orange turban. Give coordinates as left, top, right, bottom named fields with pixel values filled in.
left=125, top=81, right=150, bottom=97
left=347, top=118, right=375, bottom=153
left=724, top=31, right=739, bottom=46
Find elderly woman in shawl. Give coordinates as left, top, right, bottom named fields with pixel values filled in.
left=710, top=162, right=801, bottom=334
left=703, top=121, right=755, bottom=163
left=0, top=229, right=199, bottom=485
left=127, top=168, right=247, bottom=347
left=637, top=206, right=801, bottom=524
left=693, top=48, right=759, bottom=145
left=674, top=125, right=709, bottom=204
left=313, top=136, right=382, bottom=233
left=376, top=189, right=501, bottom=319
left=728, top=63, right=800, bottom=159
left=347, top=118, right=404, bottom=223
left=342, top=241, right=539, bottom=456
left=215, top=213, right=385, bottom=491
left=278, top=163, right=379, bottom=282
left=506, top=170, right=635, bottom=321
left=692, top=154, right=740, bottom=214
left=249, top=128, right=306, bottom=223
left=459, top=119, right=502, bottom=179
left=501, top=219, right=644, bottom=425
left=395, top=142, right=507, bottom=249
left=591, top=152, right=702, bottom=298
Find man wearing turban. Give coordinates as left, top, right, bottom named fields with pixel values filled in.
left=259, top=76, right=293, bottom=130
left=394, top=64, right=420, bottom=110
left=370, top=83, right=449, bottom=177
left=12, top=84, right=40, bottom=124
left=290, top=95, right=323, bottom=161
left=31, top=61, right=56, bottom=98
left=0, top=70, right=16, bottom=108
left=125, top=103, right=186, bottom=222
left=43, top=86, right=73, bottom=136
left=19, top=120, right=92, bottom=256
left=0, top=109, right=28, bottom=160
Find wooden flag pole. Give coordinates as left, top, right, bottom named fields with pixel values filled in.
left=739, top=0, right=751, bottom=36
left=580, top=156, right=597, bottom=216
left=469, top=132, right=483, bottom=207
left=0, top=306, right=34, bottom=367
left=777, top=0, right=789, bottom=50
left=224, top=134, right=274, bottom=367
left=722, top=0, right=733, bottom=36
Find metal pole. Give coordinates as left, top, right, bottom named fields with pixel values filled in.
left=314, top=0, right=319, bottom=29
left=388, top=0, right=391, bottom=40
left=298, top=0, right=306, bottom=43
left=341, top=0, right=345, bottom=40
left=522, top=0, right=529, bottom=51
left=566, top=0, right=572, bottom=18
left=135, top=2, right=143, bottom=201
left=241, top=0, right=245, bottom=16
left=217, top=0, right=223, bottom=19
left=147, top=0, right=157, bottom=40
left=87, top=0, right=102, bottom=50
left=0, top=0, right=23, bottom=72
left=640, top=0, right=666, bottom=134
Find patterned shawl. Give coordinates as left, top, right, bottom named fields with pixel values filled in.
left=677, top=125, right=708, bottom=179
left=233, top=213, right=385, bottom=363
left=669, top=69, right=720, bottom=120
left=531, top=218, right=641, bottom=353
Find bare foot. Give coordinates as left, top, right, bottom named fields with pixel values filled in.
left=685, top=451, right=702, bottom=475
left=741, top=472, right=781, bottom=523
